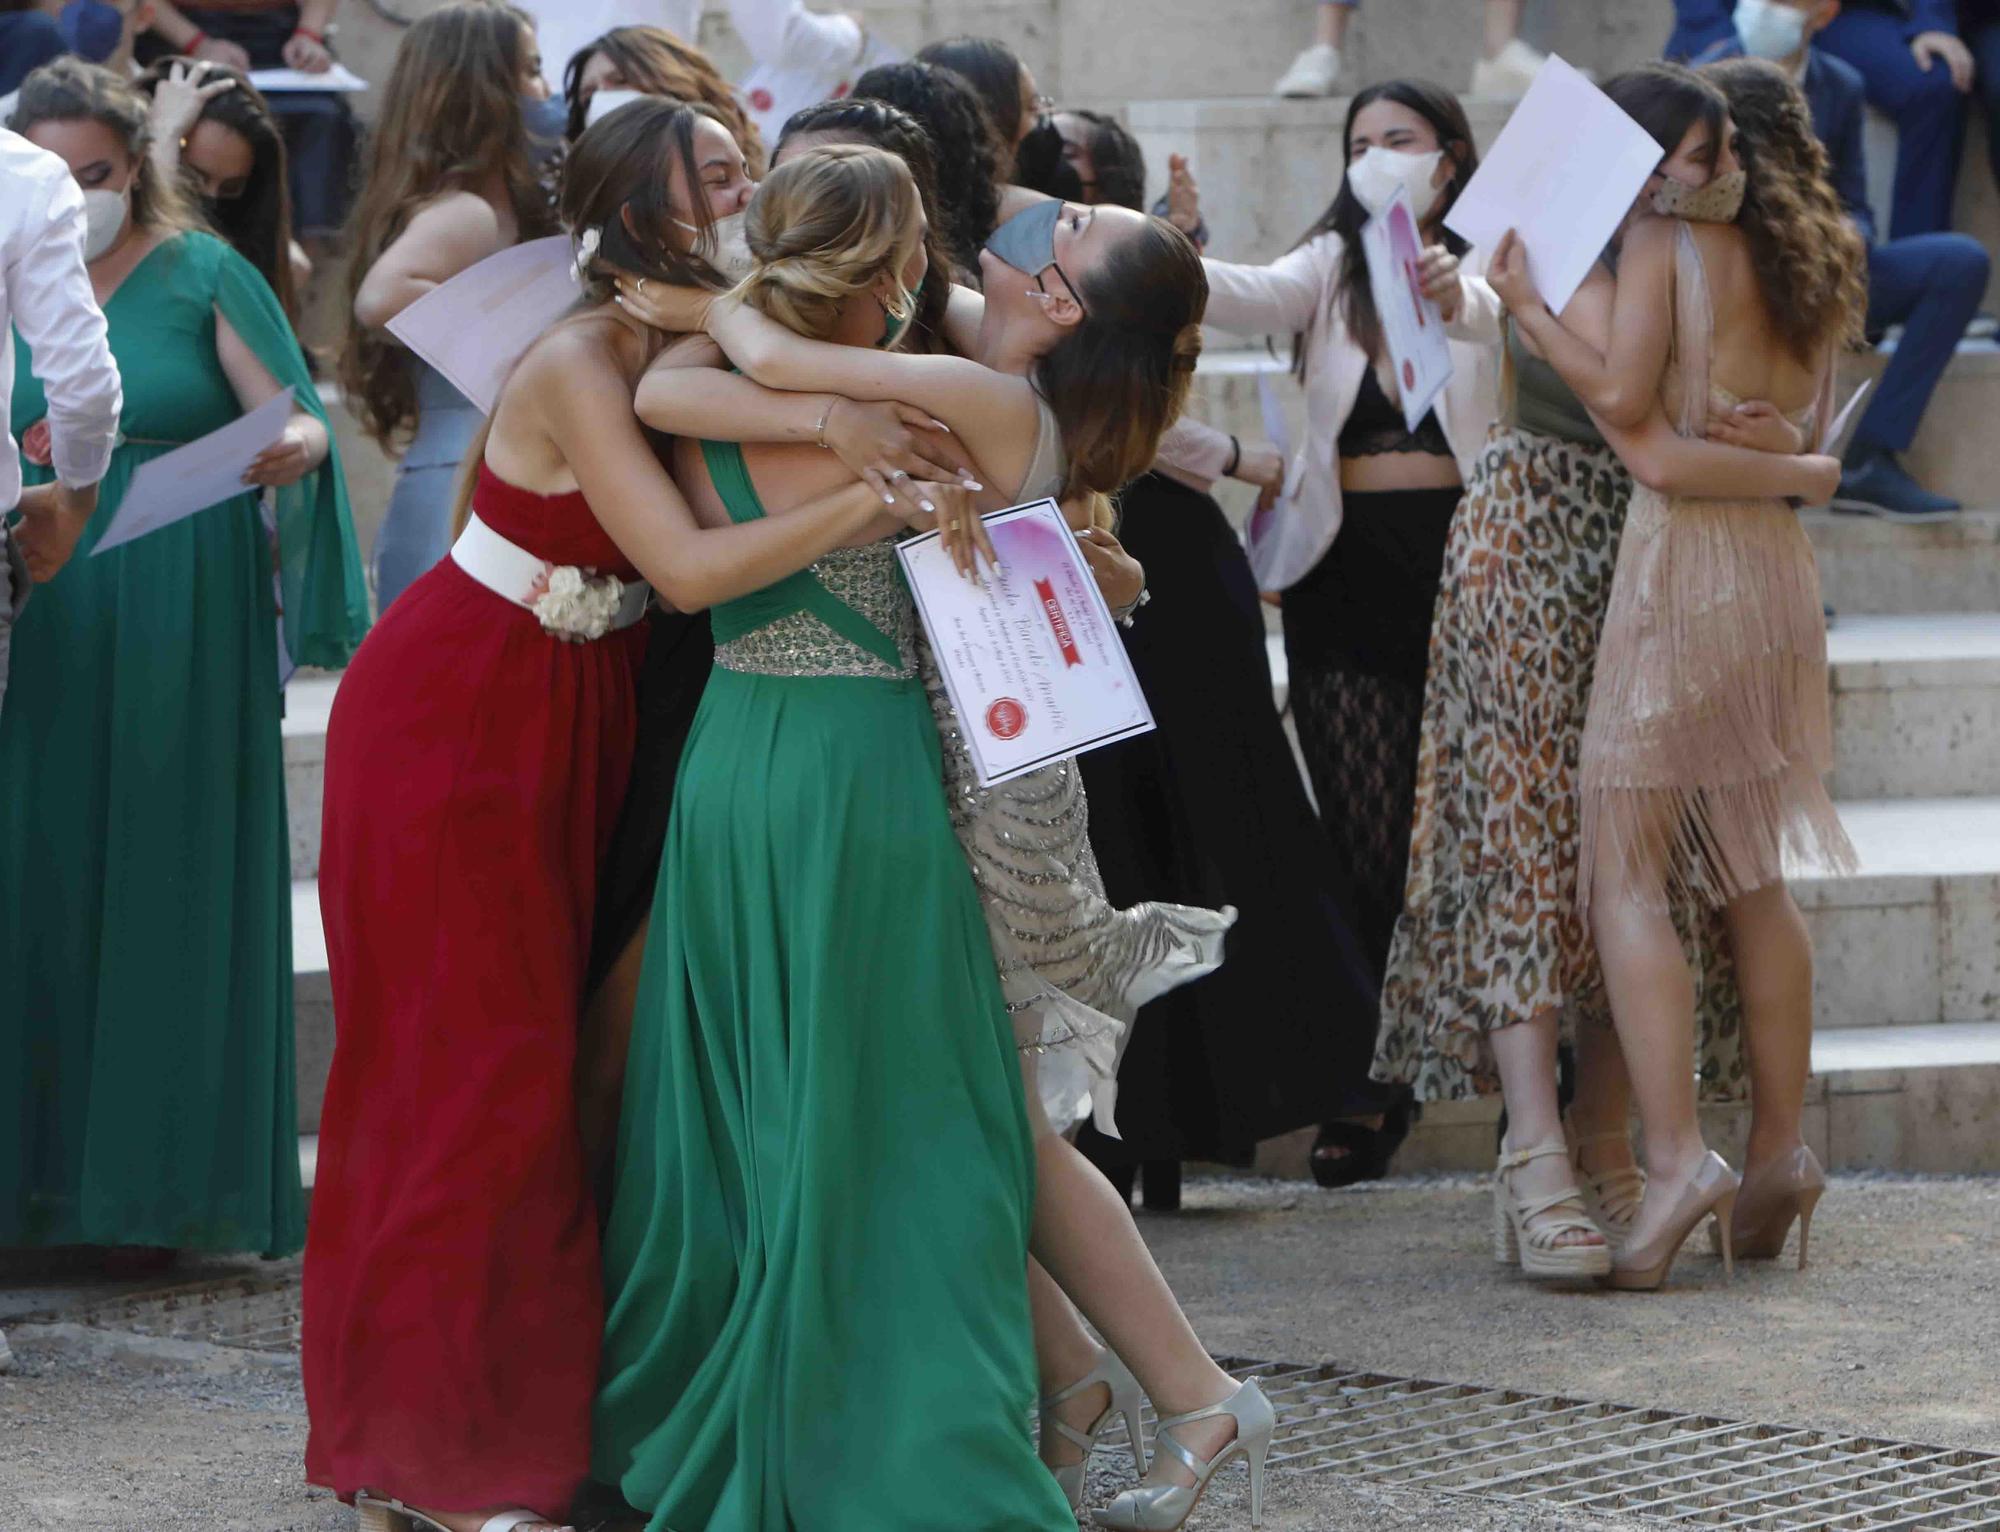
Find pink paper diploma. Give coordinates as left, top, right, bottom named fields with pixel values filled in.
left=898, top=499, right=1156, bottom=787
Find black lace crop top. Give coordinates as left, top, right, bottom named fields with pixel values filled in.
left=1339, top=364, right=1452, bottom=459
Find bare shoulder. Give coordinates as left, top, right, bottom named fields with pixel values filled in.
left=398, top=189, right=508, bottom=262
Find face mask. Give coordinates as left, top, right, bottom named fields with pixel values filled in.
left=1345, top=147, right=1446, bottom=220
left=878, top=275, right=924, bottom=350
left=585, top=88, right=649, bottom=129
left=685, top=209, right=753, bottom=283
left=1734, top=0, right=1810, bottom=62
left=520, top=91, right=568, bottom=167
left=80, top=185, right=129, bottom=262
left=984, top=198, right=1063, bottom=278
left=58, top=0, right=125, bottom=61
left=1650, top=168, right=1747, bottom=223
left=1014, top=117, right=1084, bottom=203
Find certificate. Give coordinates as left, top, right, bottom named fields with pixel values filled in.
left=385, top=236, right=582, bottom=415
left=92, top=388, right=293, bottom=556
left=248, top=64, right=369, bottom=93
left=898, top=500, right=1155, bottom=787
left=1444, top=54, right=1662, bottom=314
left=1360, top=183, right=1454, bottom=433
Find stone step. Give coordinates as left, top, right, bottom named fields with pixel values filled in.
left=1800, top=797, right=2000, bottom=1032
left=292, top=879, right=332, bottom=1135
left=1804, top=508, right=2000, bottom=617
left=1827, top=615, right=2000, bottom=799
left=1266, top=1018, right=2000, bottom=1178
left=282, top=674, right=338, bottom=881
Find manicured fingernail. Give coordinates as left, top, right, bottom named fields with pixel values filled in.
left=921, top=500, right=936, bottom=513
left=883, top=495, right=897, bottom=505
left=961, top=479, right=983, bottom=491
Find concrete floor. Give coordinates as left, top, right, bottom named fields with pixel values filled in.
left=2, top=1173, right=1996, bottom=1530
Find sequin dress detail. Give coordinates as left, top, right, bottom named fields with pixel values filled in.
left=592, top=439, right=1073, bottom=1532
left=1579, top=223, right=1855, bottom=910
left=921, top=399, right=1236, bottom=1136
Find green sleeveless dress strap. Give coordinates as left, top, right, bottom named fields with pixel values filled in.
left=698, top=438, right=904, bottom=671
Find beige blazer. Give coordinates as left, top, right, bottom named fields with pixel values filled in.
left=1202, top=231, right=1504, bottom=590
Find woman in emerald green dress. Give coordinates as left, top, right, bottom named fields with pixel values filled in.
left=1, top=60, right=367, bottom=1258
left=591, top=144, right=1074, bottom=1531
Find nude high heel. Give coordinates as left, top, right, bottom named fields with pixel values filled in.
left=1712, top=1144, right=1826, bottom=1268
left=1492, top=1139, right=1613, bottom=1280
left=1039, top=1348, right=1148, bottom=1510
left=1565, top=1111, right=1646, bottom=1249
left=1603, top=1151, right=1740, bottom=1292
left=1089, top=1378, right=1276, bottom=1531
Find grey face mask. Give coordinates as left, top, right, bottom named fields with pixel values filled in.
left=984, top=199, right=1087, bottom=316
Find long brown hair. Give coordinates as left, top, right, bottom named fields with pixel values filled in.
left=136, top=57, right=297, bottom=318
left=1293, top=79, right=1476, bottom=378
left=562, top=25, right=765, bottom=177
left=340, top=0, right=553, bottom=450
left=1702, top=57, right=1868, bottom=359
left=9, top=58, right=200, bottom=238
left=1036, top=215, right=1208, bottom=500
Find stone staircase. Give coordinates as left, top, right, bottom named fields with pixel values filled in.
left=282, top=0, right=2000, bottom=1179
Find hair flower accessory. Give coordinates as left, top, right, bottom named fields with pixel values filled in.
left=530, top=563, right=625, bottom=642
left=571, top=225, right=603, bottom=285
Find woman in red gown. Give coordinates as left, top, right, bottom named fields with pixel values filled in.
left=302, top=99, right=956, bottom=1532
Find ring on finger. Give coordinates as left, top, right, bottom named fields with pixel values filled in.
left=889, top=469, right=910, bottom=482
left=635, top=277, right=650, bottom=298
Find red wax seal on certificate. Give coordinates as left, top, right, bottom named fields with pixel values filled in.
left=1402, top=359, right=1416, bottom=391
left=985, top=698, right=1027, bottom=740
left=749, top=87, right=774, bottom=112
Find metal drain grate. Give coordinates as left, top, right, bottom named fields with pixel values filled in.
left=51, top=1273, right=302, bottom=1354
left=1116, top=1360, right=2000, bottom=1530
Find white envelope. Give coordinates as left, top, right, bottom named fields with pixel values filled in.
left=1360, top=183, right=1454, bottom=434
left=1444, top=55, right=1662, bottom=315
left=92, top=388, right=294, bottom=556
left=385, top=237, right=583, bottom=416
left=898, top=500, right=1155, bottom=787
left=248, top=63, right=368, bottom=93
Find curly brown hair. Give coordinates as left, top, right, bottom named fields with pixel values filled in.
left=1702, top=57, right=1867, bottom=361
left=340, top=1, right=555, bottom=450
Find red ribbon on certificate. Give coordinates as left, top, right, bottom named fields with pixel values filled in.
left=1035, top=578, right=1083, bottom=667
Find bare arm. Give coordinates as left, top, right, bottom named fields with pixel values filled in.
left=526, top=328, right=897, bottom=612
left=1601, top=409, right=1839, bottom=502
left=214, top=308, right=329, bottom=486
left=1497, top=220, right=1676, bottom=429
left=353, top=192, right=507, bottom=331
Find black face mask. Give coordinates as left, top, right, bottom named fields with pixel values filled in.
left=1013, top=116, right=1085, bottom=203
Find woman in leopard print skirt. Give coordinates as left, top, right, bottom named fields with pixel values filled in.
left=1375, top=75, right=1843, bottom=1280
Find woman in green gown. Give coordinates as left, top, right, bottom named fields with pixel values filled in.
left=591, top=145, right=1074, bottom=1531
left=1, top=60, right=367, bottom=1257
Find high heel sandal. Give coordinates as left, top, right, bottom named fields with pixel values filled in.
left=1710, top=1144, right=1825, bottom=1268
left=1604, top=1151, right=1740, bottom=1292
left=1089, top=1378, right=1276, bottom=1531
left=1039, top=1349, right=1147, bottom=1511
left=1565, top=1112, right=1646, bottom=1248
left=356, top=1494, right=568, bottom=1532
left=1492, top=1139, right=1612, bottom=1280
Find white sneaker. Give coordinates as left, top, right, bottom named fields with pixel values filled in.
left=1470, top=37, right=1547, bottom=100
left=1274, top=42, right=1342, bottom=98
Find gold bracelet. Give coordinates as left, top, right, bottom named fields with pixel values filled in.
left=815, top=399, right=836, bottom=449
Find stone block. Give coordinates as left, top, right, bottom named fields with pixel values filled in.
left=1828, top=618, right=2000, bottom=801
left=1802, top=509, right=2000, bottom=617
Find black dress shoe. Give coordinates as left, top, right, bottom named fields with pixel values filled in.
left=1833, top=450, right=1961, bottom=523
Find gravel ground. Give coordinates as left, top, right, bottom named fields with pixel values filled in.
left=2, top=1174, right=1995, bottom=1531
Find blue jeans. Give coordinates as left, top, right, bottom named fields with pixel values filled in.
left=1856, top=233, right=1990, bottom=453
left=1818, top=5, right=1969, bottom=238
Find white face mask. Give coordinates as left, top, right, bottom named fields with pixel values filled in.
left=1734, top=0, right=1810, bottom=62
left=586, top=88, right=649, bottom=129
left=80, top=185, right=130, bottom=262
left=1345, top=147, right=1446, bottom=221
left=671, top=208, right=754, bottom=282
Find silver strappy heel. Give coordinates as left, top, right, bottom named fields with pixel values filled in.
left=1039, top=1348, right=1147, bottom=1509
left=1089, top=1378, right=1276, bottom=1530
left=356, top=1494, right=570, bottom=1532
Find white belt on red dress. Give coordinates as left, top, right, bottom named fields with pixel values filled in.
left=450, top=511, right=650, bottom=639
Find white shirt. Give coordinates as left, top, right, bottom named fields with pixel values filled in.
left=1, top=129, right=122, bottom=510
left=520, top=0, right=702, bottom=92
left=734, top=2, right=899, bottom=145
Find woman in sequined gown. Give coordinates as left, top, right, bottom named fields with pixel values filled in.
left=636, top=162, right=1271, bottom=1519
